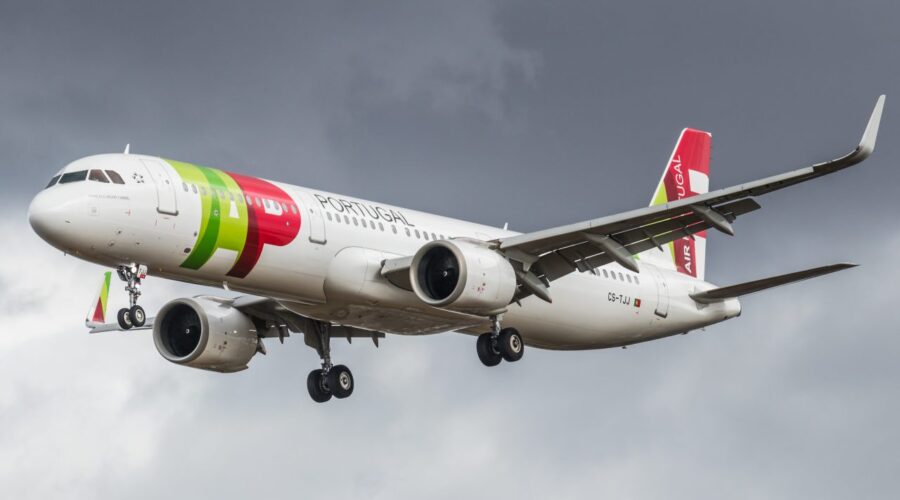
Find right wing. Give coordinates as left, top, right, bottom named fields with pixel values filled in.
left=494, top=96, right=884, bottom=301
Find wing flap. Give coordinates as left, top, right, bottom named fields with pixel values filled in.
left=536, top=198, right=761, bottom=283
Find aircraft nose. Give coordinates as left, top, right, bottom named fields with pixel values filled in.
left=28, top=190, right=70, bottom=245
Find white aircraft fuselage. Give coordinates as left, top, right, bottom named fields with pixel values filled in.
left=28, top=153, right=740, bottom=350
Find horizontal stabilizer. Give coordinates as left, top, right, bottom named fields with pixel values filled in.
left=89, top=319, right=154, bottom=334
left=690, top=263, right=857, bottom=304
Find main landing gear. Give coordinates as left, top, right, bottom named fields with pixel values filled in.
left=115, top=263, right=147, bottom=330
left=476, top=315, right=524, bottom=367
left=305, top=321, right=354, bottom=403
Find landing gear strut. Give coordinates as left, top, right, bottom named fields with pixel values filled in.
left=115, top=263, right=147, bottom=329
left=305, top=321, right=354, bottom=403
left=476, top=315, right=524, bottom=367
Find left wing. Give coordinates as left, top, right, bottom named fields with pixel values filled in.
left=496, top=96, right=884, bottom=301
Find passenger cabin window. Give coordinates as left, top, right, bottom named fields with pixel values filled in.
left=58, top=170, right=88, bottom=184
left=88, top=170, right=109, bottom=183
left=45, top=175, right=61, bottom=188
left=105, top=170, right=125, bottom=184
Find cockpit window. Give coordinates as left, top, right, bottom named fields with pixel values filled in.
left=105, top=170, right=125, bottom=184
left=88, top=169, right=110, bottom=183
left=58, top=170, right=88, bottom=184
left=45, top=175, right=61, bottom=189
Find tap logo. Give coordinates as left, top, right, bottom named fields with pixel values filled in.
left=167, top=160, right=301, bottom=278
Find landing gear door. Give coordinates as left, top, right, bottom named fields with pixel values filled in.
left=141, top=159, right=179, bottom=216
left=298, top=192, right=327, bottom=244
left=647, top=265, right=670, bottom=318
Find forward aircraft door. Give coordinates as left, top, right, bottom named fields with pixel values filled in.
left=141, top=159, right=178, bottom=216
left=298, top=192, right=326, bottom=244
left=647, top=265, right=669, bottom=318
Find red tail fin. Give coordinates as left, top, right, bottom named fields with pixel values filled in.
left=645, top=128, right=711, bottom=279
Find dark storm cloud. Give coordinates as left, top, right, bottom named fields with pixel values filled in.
left=1, top=1, right=899, bottom=498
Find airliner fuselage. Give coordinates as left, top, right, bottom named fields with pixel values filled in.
left=28, top=153, right=739, bottom=351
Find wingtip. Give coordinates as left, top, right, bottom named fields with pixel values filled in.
left=858, top=95, right=885, bottom=157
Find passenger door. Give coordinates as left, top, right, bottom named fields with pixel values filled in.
left=141, top=159, right=179, bottom=216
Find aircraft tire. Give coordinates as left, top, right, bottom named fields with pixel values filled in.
left=307, top=369, right=332, bottom=403
left=130, top=305, right=146, bottom=327
left=476, top=333, right=502, bottom=367
left=117, top=308, right=133, bottom=330
left=498, top=328, right=524, bottom=362
left=327, top=365, right=354, bottom=399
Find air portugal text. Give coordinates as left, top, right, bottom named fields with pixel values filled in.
left=314, top=194, right=415, bottom=227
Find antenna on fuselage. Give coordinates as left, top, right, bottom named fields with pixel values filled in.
left=123, top=144, right=131, bottom=154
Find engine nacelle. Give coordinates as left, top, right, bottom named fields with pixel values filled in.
left=410, top=239, right=517, bottom=315
left=153, top=297, right=260, bottom=373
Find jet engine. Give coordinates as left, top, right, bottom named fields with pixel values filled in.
left=410, top=239, right=517, bottom=315
left=153, top=297, right=260, bottom=373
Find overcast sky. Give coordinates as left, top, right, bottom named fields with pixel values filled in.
left=1, top=1, right=898, bottom=498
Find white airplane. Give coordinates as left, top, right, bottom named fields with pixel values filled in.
left=28, top=96, right=884, bottom=402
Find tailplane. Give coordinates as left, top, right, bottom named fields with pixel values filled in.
left=85, top=271, right=112, bottom=327
left=641, top=128, right=711, bottom=279
left=690, top=263, right=856, bottom=303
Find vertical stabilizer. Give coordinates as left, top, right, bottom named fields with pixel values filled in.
left=85, top=271, right=112, bottom=326
left=642, top=128, right=711, bottom=279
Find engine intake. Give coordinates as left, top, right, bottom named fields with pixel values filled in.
left=153, top=297, right=260, bottom=373
left=410, top=239, right=517, bottom=315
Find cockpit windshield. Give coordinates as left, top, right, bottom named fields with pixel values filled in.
left=58, top=170, right=88, bottom=184
left=45, top=169, right=126, bottom=189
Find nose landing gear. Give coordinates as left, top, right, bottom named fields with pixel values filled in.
left=115, top=263, right=147, bottom=329
left=476, top=315, right=524, bottom=367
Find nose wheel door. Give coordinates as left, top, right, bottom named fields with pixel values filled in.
left=141, top=159, right=179, bottom=216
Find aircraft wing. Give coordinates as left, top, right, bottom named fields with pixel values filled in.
left=495, top=96, right=884, bottom=301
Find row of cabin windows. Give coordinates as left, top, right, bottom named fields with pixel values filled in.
left=324, top=210, right=448, bottom=241
left=599, top=268, right=639, bottom=285
left=46, top=169, right=125, bottom=188
left=180, top=182, right=299, bottom=215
